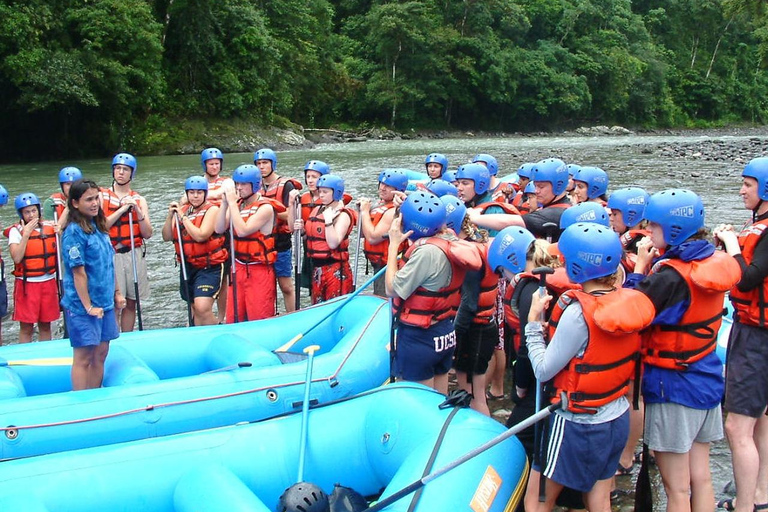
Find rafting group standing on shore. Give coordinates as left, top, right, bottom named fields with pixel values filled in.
left=1, top=149, right=768, bottom=512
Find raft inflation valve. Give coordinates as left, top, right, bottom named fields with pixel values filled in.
left=5, top=427, right=18, bottom=440
left=266, top=389, right=278, bottom=402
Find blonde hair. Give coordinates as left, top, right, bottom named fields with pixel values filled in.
left=460, top=215, right=489, bottom=243
left=527, top=239, right=561, bottom=268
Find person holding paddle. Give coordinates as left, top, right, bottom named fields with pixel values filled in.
left=43, top=166, right=83, bottom=229
left=101, top=153, right=152, bottom=332
left=0, top=184, right=7, bottom=345
left=162, top=176, right=226, bottom=326
left=61, top=180, right=125, bottom=390
left=7, top=193, right=61, bottom=343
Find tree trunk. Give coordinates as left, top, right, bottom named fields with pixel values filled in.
left=691, top=36, right=698, bottom=69
left=161, top=0, right=175, bottom=46
left=706, top=16, right=734, bottom=79
left=390, top=40, right=401, bottom=129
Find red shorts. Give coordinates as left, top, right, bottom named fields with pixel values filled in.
left=311, top=261, right=353, bottom=304
left=12, top=278, right=61, bottom=324
left=226, top=262, right=276, bottom=322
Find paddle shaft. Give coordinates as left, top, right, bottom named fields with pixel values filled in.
left=128, top=210, right=144, bottom=331
left=174, top=213, right=194, bottom=326
left=0, top=357, right=73, bottom=367
left=297, top=346, right=319, bottom=483
left=365, top=398, right=565, bottom=512
left=52, top=211, right=68, bottom=338
left=531, top=266, right=554, bottom=502
left=352, top=207, right=363, bottom=288
left=229, top=216, right=239, bottom=323
left=293, top=201, right=302, bottom=311
left=275, top=266, right=386, bottom=353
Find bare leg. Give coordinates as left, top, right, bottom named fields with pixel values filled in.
left=216, top=275, right=228, bottom=323
left=121, top=299, right=136, bottom=332
left=433, top=373, right=449, bottom=395
left=488, top=349, right=506, bottom=397
left=471, top=372, right=490, bottom=416
left=524, top=468, right=562, bottom=512
left=86, top=342, right=109, bottom=389
left=37, top=321, right=52, bottom=341
left=755, top=415, right=768, bottom=505
left=655, top=450, right=692, bottom=512
left=19, top=322, right=34, bottom=343
left=583, top=478, right=613, bottom=512
left=689, top=441, right=714, bottom=512
left=725, top=412, right=763, bottom=511
left=71, top=346, right=95, bottom=391
left=279, top=276, right=295, bottom=313
left=192, top=297, right=217, bottom=326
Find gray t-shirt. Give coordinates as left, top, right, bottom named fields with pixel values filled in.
left=392, top=235, right=454, bottom=300
left=526, top=301, right=629, bottom=424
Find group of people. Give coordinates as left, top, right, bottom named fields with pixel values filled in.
left=1, top=148, right=766, bottom=512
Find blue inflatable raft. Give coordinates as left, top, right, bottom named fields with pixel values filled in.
left=0, top=383, right=528, bottom=512
left=0, top=294, right=391, bottom=460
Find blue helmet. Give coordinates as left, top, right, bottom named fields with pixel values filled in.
left=566, top=163, right=581, bottom=177
left=232, top=164, right=262, bottom=191
left=644, top=189, right=705, bottom=246
left=15, top=192, right=41, bottom=218
left=523, top=182, right=536, bottom=194
left=558, top=222, right=622, bottom=283
left=607, top=187, right=649, bottom=227
left=559, top=202, right=609, bottom=229
left=742, top=157, right=768, bottom=201
left=573, top=166, right=609, bottom=199
left=440, top=195, right=466, bottom=232
left=304, top=160, right=330, bottom=176
left=487, top=226, right=536, bottom=275
left=532, top=158, right=568, bottom=196
left=400, top=191, right=446, bottom=240
left=456, top=163, right=491, bottom=195
left=472, top=154, right=499, bottom=176
left=517, top=163, right=535, bottom=181
left=378, top=169, right=408, bottom=192
left=426, top=179, right=458, bottom=197
left=254, top=148, right=277, bottom=170
left=185, top=176, right=209, bottom=193
left=443, top=170, right=458, bottom=184
left=317, top=174, right=345, bottom=201
left=0, top=184, right=7, bottom=206
left=59, top=167, right=83, bottom=184
left=112, top=153, right=137, bottom=179
left=425, top=153, right=449, bottom=176
left=201, top=148, right=223, bottom=171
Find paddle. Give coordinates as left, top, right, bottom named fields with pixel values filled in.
left=52, top=210, right=68, bottom=338
left=352, top=206, right=363, bottom=288
left=274, top=266, right=386, bottom=353
left=128, top=210, right=144, bottom=331
left=0, top=357, right=73, bottom=367
left=293, top=201, right=302, bottom=311
left=229, top=216, right=239, bottom=323
left=297, top=345, right=320, bottom=483
left=531, top=265, right=554, bottom=503
left=202, top=361, right=253, bottom=374
left=174, top=213, right=194, bottom=326
left=633, top=420, right=653, bottom=511
left=364, top=395, right=567, bottom=512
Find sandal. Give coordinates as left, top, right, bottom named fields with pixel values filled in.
left=614, top=463, right=633, bottom=477
left=634, top=450, right=656, bottom=466
left=486, top=389, right=504, bottom=401
left=718, top=498, right=736, bottom=511
left=754, top=504, right=768, bottom=511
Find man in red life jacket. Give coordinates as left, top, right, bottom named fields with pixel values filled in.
left=7, top=193, right=61, bottom=342
left=44, top=167, right=83, bottom=229
left=215, top=165, right=283, bottom=322
left=0, top=184, right=7, bottom=345
left=100, top=153, right=152, bottom=332
left=359, top=169, right=409, bottom=296
left=255, top=148, right=302, bottom=313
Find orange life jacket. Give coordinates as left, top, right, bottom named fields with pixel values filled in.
left=233, top=198, right=285, bottom=264
left=475, top=201, right=521, bottom=216
left=101, top=188, right=145, bottom=249
left=172, top=202, right=228, bottom=269
left=619, top=229, right=650, bottom=272
left=730, top=218, right=768, bottom=327
left=305, top=205, right=357, bottom=262
left=394, top=237, right=483, bottom=328
left=49, top=192, right=67, bottom=220
left=643, top=251, right=741, bottom=369
left=206, top=176, right=228, bottom=206
left=363, top=201, right=408, bottom=267
left=472, top=243, right=500, bottom=325
left=10, top=222, right=58, bottom=279
left=548, top=288, right=655, bottom=413
left=511, top=192, right=531, bottom=215
left=299, top=190, right=354, bottom=223
left=262, top=177, right=303, bottom=235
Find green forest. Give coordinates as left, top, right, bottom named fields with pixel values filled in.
left=1, top=0, right=766, bottom=160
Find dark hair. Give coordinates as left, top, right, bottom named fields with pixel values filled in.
left=65, top=180, right=107, bottom=234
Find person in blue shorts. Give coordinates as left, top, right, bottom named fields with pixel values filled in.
left=524, top=222, right=654, bottom=512
left=0, top=184, right=8, bottom=345
left=61, top=180, right=126, bottom=390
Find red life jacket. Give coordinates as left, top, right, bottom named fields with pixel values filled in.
left=730, top=218, right=768, bottom=327
left=9, top=222, right=58, bottom=279
left=262, top=177, right=303, bottom=235
left=299, top=191, right=354, bottom=223
left=475, top=201, right=521, bottom=216
left=233, top=198, right=285, bottom=264
left=172, top=202, right=228, bottom=269
left=394, top=237, right=483, bottom=328
left=548, top=288, right=655, bottom=413
left=363, top=201, right=408, bottom=267
left=619, top=229, right=650, bottom=272
left=472, top=243, right=499, bottom=325
left=101, top=188, right=145, bottom=249
left=643, top=251, right=741, bottom=369
left=305, top=205, right=357, bottom=262
left=511, top=192, right=531, bottom=215
left=49, top=192, right=67, bottom=220
left=206, top=176, right=228, bottom=206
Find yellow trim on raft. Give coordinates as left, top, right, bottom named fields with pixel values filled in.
left=503, top=456, right=530, bottom=512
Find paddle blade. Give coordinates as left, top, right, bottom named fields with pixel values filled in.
left=633, top=443, right=653, bottom=512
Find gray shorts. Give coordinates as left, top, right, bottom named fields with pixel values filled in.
left=645, top=402, right=723, bottom=453
left=114, top=249, right=150, bottom=301
left=725, top=322, right=768, bottom=417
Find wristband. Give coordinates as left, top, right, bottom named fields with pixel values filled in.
left=87, top=306, right=94, bottom=315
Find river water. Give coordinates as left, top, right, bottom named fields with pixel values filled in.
left=0, top=132, right=764, bottom=509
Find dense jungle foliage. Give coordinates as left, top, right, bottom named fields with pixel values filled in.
left=0, top=0, right=766, bottom=159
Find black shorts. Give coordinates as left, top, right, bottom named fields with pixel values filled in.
left=180, top=264, right=224, bottom=302
left=453, top=322, right=498, bottom=374
left=725, top=321, right=768, bottom=417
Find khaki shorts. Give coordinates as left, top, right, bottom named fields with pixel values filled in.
left=114, top=249, right=150, bottom=301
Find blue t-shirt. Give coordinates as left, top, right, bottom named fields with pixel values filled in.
left=61, top=221, right=116, bottom=314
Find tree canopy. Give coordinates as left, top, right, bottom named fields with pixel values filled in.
left=0, top=0, right=765, bottom=159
